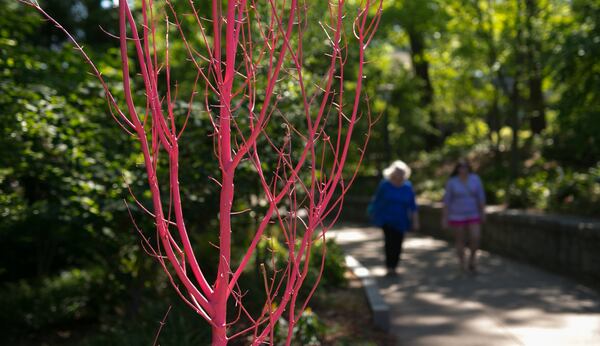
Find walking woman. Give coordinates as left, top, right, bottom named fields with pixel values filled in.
left=442, top=159, right=486, bottom=273
left=369, top=161, right=420, bottom=276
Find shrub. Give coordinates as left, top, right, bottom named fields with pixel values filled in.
left=308, top=239, right=347, bottom=288
left=0, top=267, right=112, bottom=332
left=506, top=171, right=551, bottom=209
left=255, top=236, right=347, bottom=289
left=272, top=308, right=325, bottom=346
left=548, top=164, right=600, bottom=216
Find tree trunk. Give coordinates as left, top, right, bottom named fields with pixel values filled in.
left=473, top=0, right=504, bottom=166
left=488, top=91, right=502, bottom=160
left=528, top=76, right=545, bottom=134
left=510, top=0, right=526, bottom=180
left=383, top=108, right=391, bottom=166
left=407, top=29, right=440, bottom=147
left=524, top=0, right=546, bottom=134
left=211, top=324, right=228, bottom=346
left=509, top=80, right=521, bottom=180
left=408, top=30, right=434, bottom=106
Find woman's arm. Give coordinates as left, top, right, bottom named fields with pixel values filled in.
left=441, top=207, right=449, bottom=229
left=412, top=211, right=420, bottom=231
left=441, top=180, right=452, bottom=229
left=409, top=186, right=420, bottom=231
left=369, top=181, right=385, bottom=210
left=476, top=175, right=486, bottom=222
left=368, top=181, right=386, bottom=224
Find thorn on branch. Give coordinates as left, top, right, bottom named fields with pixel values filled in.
left=152, top=305, right=172, bottom=346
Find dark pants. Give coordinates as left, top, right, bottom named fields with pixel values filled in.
left=383, top=225, right=405, bottom=269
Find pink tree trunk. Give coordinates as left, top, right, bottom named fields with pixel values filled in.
left=21, top=0, right=382, bottom=344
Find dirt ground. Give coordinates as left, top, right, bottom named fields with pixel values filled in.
left=312, top=272, right=396, bottom=346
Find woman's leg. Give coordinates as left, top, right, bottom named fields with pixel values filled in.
left=383, top=226, right=395, bottom=270
left=396, top=231, right=406, bottom=266
left=389, top=231, right=404, bottom=269
left=467, top=223, right=481, bottom=271
left=454, top=226, right=467, bottom=270
left=383, top=225, right=403, bottom=273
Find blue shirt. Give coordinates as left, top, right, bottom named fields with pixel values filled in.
left=369, top=180, right=417, bottom=232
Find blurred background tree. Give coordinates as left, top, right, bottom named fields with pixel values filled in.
left=356, top=0, right=599, bottom=214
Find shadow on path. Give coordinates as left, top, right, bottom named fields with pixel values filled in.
left=330, top=226, right=600, bottom=346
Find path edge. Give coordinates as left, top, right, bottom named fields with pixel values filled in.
left=345, top=255, right=390, bottom=331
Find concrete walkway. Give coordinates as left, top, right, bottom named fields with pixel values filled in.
left=329, top=225, right=600, bottom=346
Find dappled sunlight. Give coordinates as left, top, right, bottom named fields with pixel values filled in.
left=330, top=228, right=373, bottom=243
left=5, top=0, right=600, bottom=342
left=403, top=236, right=448, bottom=250
left=506, top=312, right=600, bottom=345
left=334, top=226, right=600, bottom=345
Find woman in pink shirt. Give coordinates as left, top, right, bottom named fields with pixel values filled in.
left=442, top=160, right=486, bottom=273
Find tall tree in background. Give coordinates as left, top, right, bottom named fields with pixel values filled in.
left=523, top=0, right=547, bottom=135
left=549, top=0, right=600, bottom=166
left=383, top=0, right=446, bottom=147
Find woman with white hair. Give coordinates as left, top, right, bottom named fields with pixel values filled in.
left=369, top=160, right=420, bottom=276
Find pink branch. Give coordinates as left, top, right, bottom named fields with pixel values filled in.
left=23, top=0, right=382, bottom=343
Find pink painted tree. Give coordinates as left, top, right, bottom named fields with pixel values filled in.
left=22, top=0, right=382, bottom=344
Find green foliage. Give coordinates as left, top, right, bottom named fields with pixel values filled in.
left=0, top=264, right=213, bottom=344
left=3, top=0, right=600, bottom=342
left=308, top=239, right=348, bottom=288
left=272, top=308, right=326, bottom=346
left=0, top=30, right=141, bottom=279
left=0, top=267, right=111, bottom=332
left=29, top=0, right=120, bottom=48
left=547, top=164, right=600, bottom=216
left=1, top=3, right=200, bottom=342
left=368, top=0, right=600, bottom=219
left=547, top=1, right=600, bottom=166
left=502, top=162, right=600, bottom=215
left=256, top=235, right=348, bottom=290
left=507, top=172, right=551, bottom=209
left=80, top=303, right=212, bottom=346
left=255, top=235, right=291, bottom=273
left=290, top=308, right=326, bottom=346
left=443, top=119, right=490, bottom=156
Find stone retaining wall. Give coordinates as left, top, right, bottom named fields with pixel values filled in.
left=340, top=197, right=600, bottom=284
